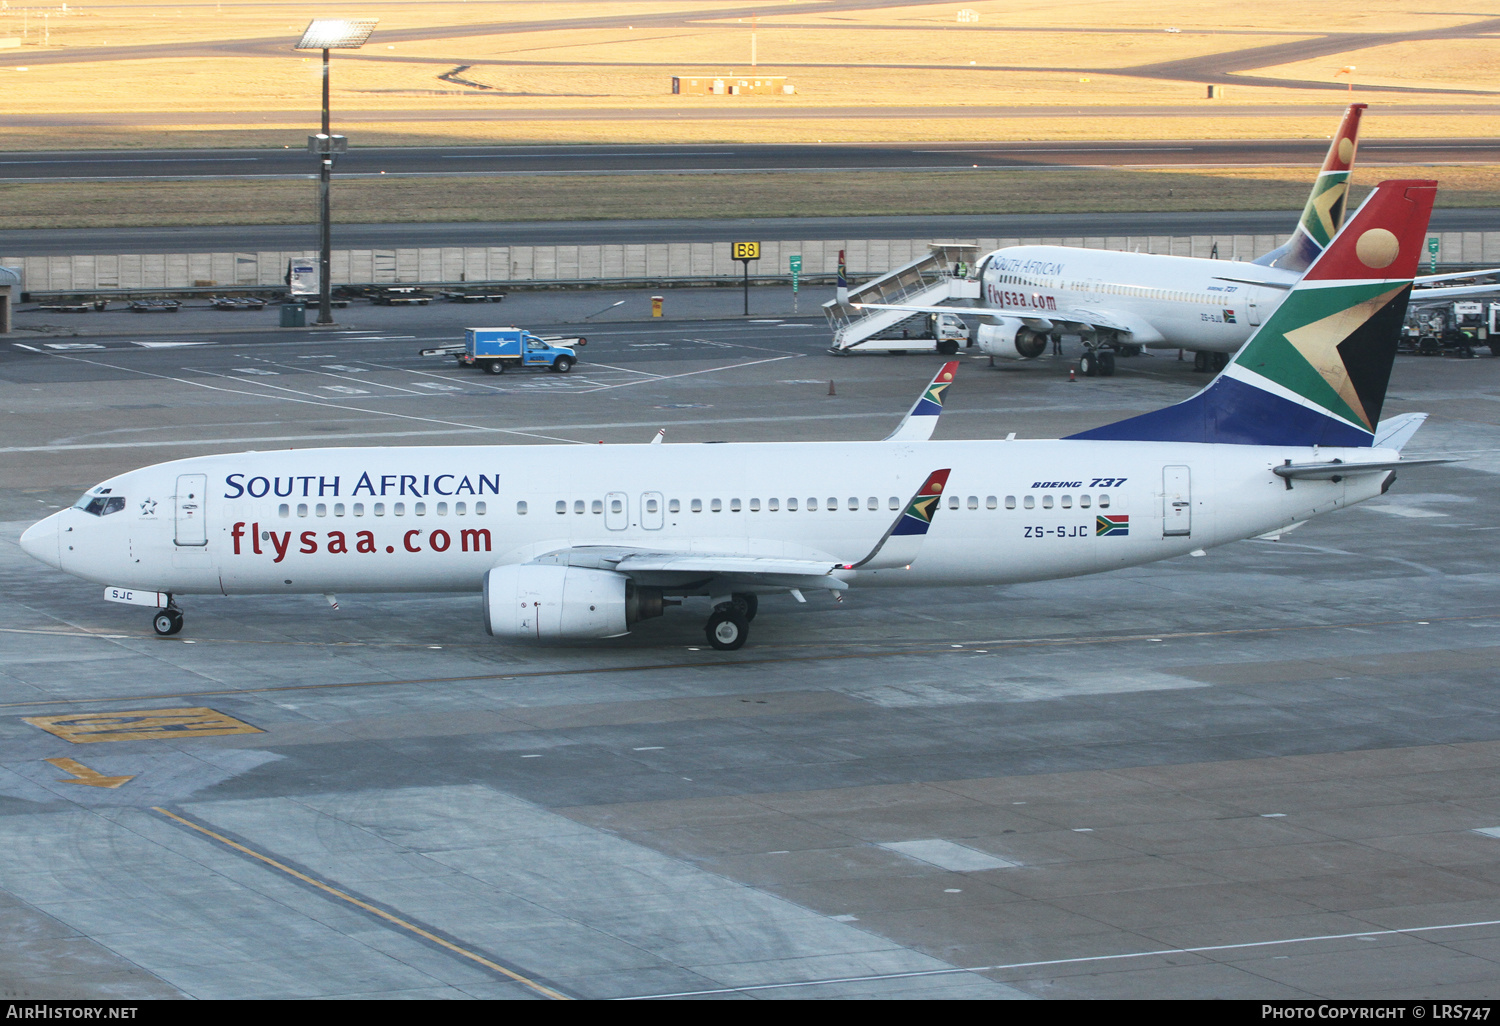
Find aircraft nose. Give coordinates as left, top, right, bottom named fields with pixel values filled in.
left=19, top=513, right=61, bottom=570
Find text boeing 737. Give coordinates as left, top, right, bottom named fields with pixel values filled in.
left=20, top=180, right=1450, bottom=650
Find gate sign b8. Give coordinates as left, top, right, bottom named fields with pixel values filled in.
left=732, top=242, right=761, bottom=261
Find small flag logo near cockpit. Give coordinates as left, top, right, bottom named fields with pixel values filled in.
left=1096, top=514, right=1130, bottom=536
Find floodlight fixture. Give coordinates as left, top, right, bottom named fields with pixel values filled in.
left=295, top=18, right=378, bottom=326
left=296, top=18, right=378, bottom=50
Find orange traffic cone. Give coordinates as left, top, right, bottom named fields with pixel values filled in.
left=1069, top=367, right=1076, bottom=381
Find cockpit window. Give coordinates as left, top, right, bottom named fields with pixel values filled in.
left=78, top=496, right=125, bottom=516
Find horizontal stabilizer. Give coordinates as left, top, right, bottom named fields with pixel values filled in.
left=1213, top=274, right=1294, bottom=291
left=1373, top=412, right=1428, bottom=451
left=1272, top=457, right=1456, bottom=481
left=885, top=361, right=958, bottom=442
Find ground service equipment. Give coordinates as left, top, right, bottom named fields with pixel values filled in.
left=420, top=327, right=584, bottom=374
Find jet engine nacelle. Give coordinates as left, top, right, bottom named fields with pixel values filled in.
left=976, top=320, right=1048, bottom=360
left=483, top=564, right=668, bottom=639
left=485, top=563, right=630, bottom=639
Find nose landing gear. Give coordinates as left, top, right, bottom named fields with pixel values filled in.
left=152, top=603, right=184, bottom=636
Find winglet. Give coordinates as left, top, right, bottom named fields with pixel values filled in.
left=841, top=468, right=952, bottom=571
left=884, top=362, right=958, bottom=442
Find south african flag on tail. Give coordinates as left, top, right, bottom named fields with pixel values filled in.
left=1069, top=178, right=1436, bottom=448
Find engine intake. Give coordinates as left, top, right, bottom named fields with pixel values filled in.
left=976, top=321, right=1047, bottom=360
left=484, top=565, right=668, bottom=639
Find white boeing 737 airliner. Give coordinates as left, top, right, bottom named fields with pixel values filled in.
left=856, top=105, right=1375, bottom=376
left=21, top=179, right=1449, bottom=650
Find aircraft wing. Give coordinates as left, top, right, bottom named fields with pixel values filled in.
left=532, top=545, right=846, bottom=591
left=524, top=466, right=957, bottom=589
left=1409, top=283, right=1500, bottom=301
left=851, top=301, right=1164, bottom=343
left=1413, top=267, right=1500, bottom=286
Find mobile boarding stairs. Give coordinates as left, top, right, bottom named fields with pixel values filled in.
left=825, top=243, right=979, bottom=355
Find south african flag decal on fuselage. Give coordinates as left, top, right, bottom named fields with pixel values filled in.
left=1096, top=514, right=1129, bottom=536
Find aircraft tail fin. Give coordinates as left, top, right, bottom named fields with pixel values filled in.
left=884, top=361, right=958, bottom=442
left=1069, top=179, right=1436, bottom=448
left=1253, top=103, right=1366, bottom=274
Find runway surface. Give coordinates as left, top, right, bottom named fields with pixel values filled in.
left=3, top=138, right=1497, bottom=184
left=4, top=209, right=1500, bottom=258
left=3, top=291, right=1500, bottom=998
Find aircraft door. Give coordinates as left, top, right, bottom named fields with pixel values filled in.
left=605, top=491, right=629, bottom=530
left=1162, top=466, right=1191, bottom=538
left=174, top=474, right=208, bottom=546
left=1247, top=287, right=1263, bottom=326
left=640, top=491, right=664, bottom=530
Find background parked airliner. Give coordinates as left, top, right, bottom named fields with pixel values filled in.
left=20, top=180, right=1447, bottom=650
left=856, top=104, right=1371, bottom=377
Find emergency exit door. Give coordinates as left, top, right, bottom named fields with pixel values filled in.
left=1162, top=466, right=1191, bottom=537
left=605, top=491, right=628, bottom=531
left=175, top=474, right=208, bottom=546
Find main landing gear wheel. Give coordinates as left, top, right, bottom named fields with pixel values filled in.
left=1079, top=351, right=1098, bottom=377
left=731, top=593, right=758, bottom=621
left=1096, top=350, right=1116, bottom=377
left=705, top=609, right=749, bottom=650
left=1193, top=350, right=1210, bottom=373
left=152, top=608, right=183, bottom=636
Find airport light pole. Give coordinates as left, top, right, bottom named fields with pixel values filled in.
left=295, top=18, right=378, bottom=326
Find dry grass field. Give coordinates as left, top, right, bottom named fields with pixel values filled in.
left=0, top=0, right=1495, bottom=222
left=0, top=0, right=1496, bottom=142
left=3, top=164, right=1498, bottom=230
